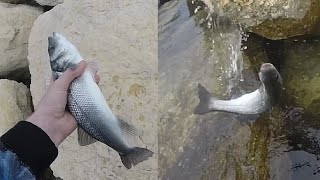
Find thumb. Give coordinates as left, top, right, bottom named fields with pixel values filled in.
left=54, top=60, right=87, bottom=90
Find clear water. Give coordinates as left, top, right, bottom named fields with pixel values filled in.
left=159, top=0, right=320, bottom=179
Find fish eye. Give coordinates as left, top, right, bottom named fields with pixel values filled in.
left=48, top=45, right=55, bottom=55
left=275, top=74, right=278, bottom=79
left=49, top=45, right=54, bottom=50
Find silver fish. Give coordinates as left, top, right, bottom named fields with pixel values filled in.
left=194, top=63, right=283, bottom=115
left=48, top=32, right=153, bottom=169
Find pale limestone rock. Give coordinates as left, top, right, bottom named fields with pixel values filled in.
left=28, top=0, right=157, bottom=179
left=0, top=3, right=42, bottom=78
left=0, top=0, right=62, bottom=6
left=35, top=0, right=63, bottom=6
left=0, top=79, right=32, bottom=135
left=0, top=0, right=27, bottom=3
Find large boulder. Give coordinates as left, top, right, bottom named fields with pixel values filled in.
left=202, top=0, right=320, bottom=40
left=281, top=37, right=320, bottom=113
left=0, top=0, right=57, bottom=6
left=0, top=3, right=42, bottom=80
left=28, top=0, right=157, bottom=179
left=0, top=0, right=28, bottom=3
left=0, top=79, right=32, bottom=135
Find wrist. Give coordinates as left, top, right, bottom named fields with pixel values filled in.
left=26, top=113, right=62, bottom=147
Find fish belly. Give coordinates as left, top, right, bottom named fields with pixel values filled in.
left=67, top=70, right=129, bottom=152
left=212, top=90, right=268, bottom=114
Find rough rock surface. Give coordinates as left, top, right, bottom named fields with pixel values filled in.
left=0, top=79, right=32, bottom=135
left=0, top=0, right=58, bottom=6
left=28, top=0, right=157, bottom=179
left=202, top=0, right=320, bottom=40
left=35, top=0, right=63, bottom=6
left=0, top=0, right=28, bottom=3
left=159, top=1, right=299, bottom=179
left=159, top=1, right=251, bottom=178
left=0, top=3, right=42, bottom=79
left=282, top=37, right=320, bottom=112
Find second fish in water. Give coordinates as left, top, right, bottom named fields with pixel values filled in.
left=194, top=63, right=283, bottom=115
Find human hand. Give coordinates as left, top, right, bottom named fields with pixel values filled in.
left=26, top=60, right=100, bottom=147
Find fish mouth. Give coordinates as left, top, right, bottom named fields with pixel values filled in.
left=258, top=72, right=262, bottom=80
left=48, top=32, right=61, bottom=42
left=50, top=32, right=59, bottom=38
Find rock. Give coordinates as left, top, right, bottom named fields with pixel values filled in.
left=28, top=0, right=157, bottom=179
left=35, top=0, right=63, bottom=6
left=0, top=3, right=42, bottom=80
left=0, top=0, right=43, bottom=6
left=158, top=1, right=252, bottom=178
left=202, top=0, right=320, bottom=40
left=0, top=0, right=28, bottom=3
left=281, top=37, right=320, bottom=113
left=0, top=79, right=32, bottom=135
left=159, top=1, right=296, bottom=179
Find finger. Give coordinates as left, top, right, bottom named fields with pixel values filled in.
left=49, top=76, right=54, bottom=85
left=87, top=61, right=100, bottom=84
left=54, top=60, right=87, bottom=90
left=88, top=61, right=99, bottom=73
left=94, top=74, right=100, bottom=84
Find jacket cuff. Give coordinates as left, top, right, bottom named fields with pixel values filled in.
left=0, top=121, right=58, bottom=176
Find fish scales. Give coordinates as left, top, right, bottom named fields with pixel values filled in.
left=68, top=70, right=128, bottom=151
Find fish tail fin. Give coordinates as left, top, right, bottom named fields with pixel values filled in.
left=120, top=147, right=153, bottom=169
left=194, top=83, right=214, bottom=115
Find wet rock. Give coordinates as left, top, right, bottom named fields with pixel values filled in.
left=158, top=0, right=253, bottom=178
left=0, top=79, right=32, bottom=135
left=281, top=36, right=320, bottom=113
left=35, top=0, right=62, bottom=6
left=202, top=0, right=320, bottom=40
left=0, top=2, right=42, bottom=80
left=28, top=0, right=157, bottom=179
left=159, top=1, right=299, bottom=179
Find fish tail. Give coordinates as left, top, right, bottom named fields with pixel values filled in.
left=120, top=147, right=153, bottom=169
left=194, top=83, right=214, bottom=115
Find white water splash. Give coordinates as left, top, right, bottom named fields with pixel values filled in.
left=194, top=0, right=245, bottom=95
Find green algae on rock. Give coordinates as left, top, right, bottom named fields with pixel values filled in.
left=202, top=0, right=320, bottom=40
left=281, top=36, right=320, bottom=113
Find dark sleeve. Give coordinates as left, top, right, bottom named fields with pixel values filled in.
left=0, top=121, right=58, bottom=177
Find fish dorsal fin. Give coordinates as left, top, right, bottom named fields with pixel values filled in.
left=117, top=116, right=139, bottom=137
left=77, top=127, right=97, bottom=146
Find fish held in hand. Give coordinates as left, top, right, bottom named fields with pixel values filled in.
left=194, top=63, right=283, bottom=115
left=48, top=32, right=153, bottom=169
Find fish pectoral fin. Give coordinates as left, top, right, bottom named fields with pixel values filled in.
left=77, top=127, right=97, bottom=146
left=117, top=116, right=140, bottom=137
